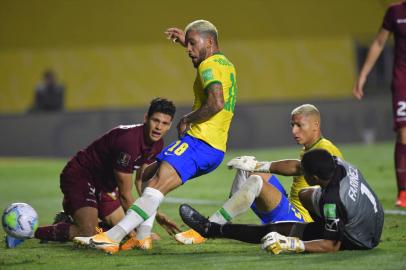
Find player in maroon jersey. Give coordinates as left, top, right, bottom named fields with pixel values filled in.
left=32, top=98, right=179, bottom=244
left=353, top=1, right=406, bottom=207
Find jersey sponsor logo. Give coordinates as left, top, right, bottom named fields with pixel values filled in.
left=117, top=152, right=131, bottom=167
left=202, top=69, right=214, bottom=82
left=397, top=18, right=406, bottom=24
left=348, top=166, right=359, bottom=202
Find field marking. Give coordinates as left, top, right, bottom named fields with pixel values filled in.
left=384, top=209, right=406, bottom=216
left=165, top=197, right=406, bottom=215
left=164, top=197, right=222, bottom=206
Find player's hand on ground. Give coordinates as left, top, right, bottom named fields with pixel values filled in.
left=261, top=232, right=305, bottom=254
left=352, top=75, right=366, bottom=100
left=165, top=27, right=186, bottom=47
left=156, top=212, right=181, bottom=236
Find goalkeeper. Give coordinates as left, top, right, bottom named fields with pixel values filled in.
left=180, top=149, right=384, bottom=253
left=177, top=104, right=343, bottom=244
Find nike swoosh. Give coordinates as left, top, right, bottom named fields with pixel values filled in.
left=90, top=239, right=115, bottom=246
left=164, top=152, right=174, bottom=156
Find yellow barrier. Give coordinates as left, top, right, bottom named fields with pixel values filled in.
left=0, top=0, right=392, bottom=112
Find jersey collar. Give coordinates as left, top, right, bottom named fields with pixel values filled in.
left=304, top=137, right=323, bottom=151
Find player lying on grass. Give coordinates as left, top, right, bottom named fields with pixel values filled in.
left=6, top=98, right=180, bottom=249
left=176, top=104, right=343, bottom=244
left=180, top=149, right=384, bottom=253
left=72, top=19, right=238, bottom=254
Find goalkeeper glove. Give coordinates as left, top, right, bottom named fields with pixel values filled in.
left=227, top=156, right=272, bottom=173
left=261, top=232, right=305, bottom=255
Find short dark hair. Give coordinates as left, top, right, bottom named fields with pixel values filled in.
left=301, top=149, right=336, bottom=181
left=147, top=97, right=176, bottom=119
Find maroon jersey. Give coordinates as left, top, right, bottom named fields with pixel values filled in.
left=383, top=2, right=406, bottom=88
left=63, top=124, right=163, bottom=192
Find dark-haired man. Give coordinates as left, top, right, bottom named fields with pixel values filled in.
left=180, top=149, right=384, bottom=253
left=353, top=1, right=406, bottom=207
left=74, top=19, right=237, bottom=254
left=6, top=98, right=179, bottom=249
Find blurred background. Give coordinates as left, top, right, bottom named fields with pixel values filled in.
left=0, top=0, right=397, bottom=157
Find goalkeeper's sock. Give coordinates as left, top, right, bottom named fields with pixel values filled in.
left=34, top=222, right=70, bottom=242
left=107, top=187, right=164, bottom=243
left=214, top=223, right=276, bottom=244
left=209, top=175, right=263, bottom=224
left=136, top=212, right=156, bottom=240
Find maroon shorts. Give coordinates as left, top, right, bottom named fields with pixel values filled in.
left=392, top=87, right=406, bottom=130
left=60, top=163, right=121, bottom=219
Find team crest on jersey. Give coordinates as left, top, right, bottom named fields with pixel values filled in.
left=202, top=69, right=214, bottom=82
left=117, top=152, right=131, bottom=167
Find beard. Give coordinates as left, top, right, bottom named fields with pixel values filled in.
left=193, top=48, right=208, bottom=68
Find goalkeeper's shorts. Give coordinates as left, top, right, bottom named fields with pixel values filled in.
left=156, top=134, right=224, bottom=183
left=250, top=175, right=305, bottom=223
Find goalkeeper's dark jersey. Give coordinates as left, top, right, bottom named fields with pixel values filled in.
left=319, top=158, right=384, bottom=250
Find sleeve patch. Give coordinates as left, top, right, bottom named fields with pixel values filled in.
left=323, top=203, right=336, bottom=219
left=117, top=152, right=131, bottom=167
left=202, top=68, right=214, bottom=82
left=323, top=203, right=339, bottom=232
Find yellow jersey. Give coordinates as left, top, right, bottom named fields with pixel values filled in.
left=289, top=137, right=343, bottom=222
left=187, top=53, right=237, bottom=152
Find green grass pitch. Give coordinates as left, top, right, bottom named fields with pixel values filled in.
left=1, top=142, right=406, bottom=270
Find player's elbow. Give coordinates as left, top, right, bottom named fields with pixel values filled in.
left=213, top=99, right=224, bottom=113
left=324, top=240, right=341, bottom=252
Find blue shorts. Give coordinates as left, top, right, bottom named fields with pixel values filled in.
left=250, top=175, right=305, bottom=223
left=156, top=134, right=224, bottom=183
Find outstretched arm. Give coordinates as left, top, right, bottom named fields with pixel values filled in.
left=227, top=156, right=301, bottom=176
left=269, top=159, right=301, bottom=176
left=353, top=28, right=390, bottom=100
left=303, top=239, right=341, bottom=253
left=177, top=82, right=224, bottom=137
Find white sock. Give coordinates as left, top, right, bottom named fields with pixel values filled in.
left=229, top=169, right=250, bottom=197
left=136, top=212, right=156, bottom=240
left=106, top=224, right=128, bottom=243
left=106, top=187, right=164, bottom=242
left=210, top=175, right=263, bottom=224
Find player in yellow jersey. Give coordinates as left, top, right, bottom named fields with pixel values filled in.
left=73, top=19, right=237, bottom=254
left=177, top=104, right=343, bottom=245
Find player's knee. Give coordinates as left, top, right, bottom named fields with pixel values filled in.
left=246, top=175, right=264, bottom=197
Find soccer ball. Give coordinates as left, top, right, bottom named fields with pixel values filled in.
left=2, top=203, right=39, bottom=239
